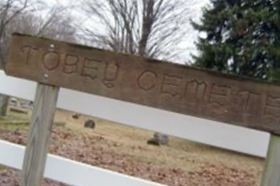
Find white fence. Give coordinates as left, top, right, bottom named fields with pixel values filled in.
left=0, top=70, right=271, bottom=185
left=0, top=140, right=164, bottom=186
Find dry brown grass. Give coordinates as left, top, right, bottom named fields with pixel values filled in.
left=54, top=109, right=265, bottom=181
left=0, top=108, right=265, bottom=185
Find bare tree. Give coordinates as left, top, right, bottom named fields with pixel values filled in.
left=82, top=0, right=195, bottom=62
left=6, top=5, right=77, bottom=42
left=0, top=0, right=32, bottom=116
left=82, top=0, right=196, bottom=145
left=0, top=0, right=33, bottom=67
left=0, top=2, right=77, bottom=116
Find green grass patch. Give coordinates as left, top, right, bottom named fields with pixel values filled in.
left=0, top=119, right=28, bottom=131
left=0, top=109, right=31, bottom=131
left=0, top=122, right=28, bottom=131
left=7, top=111, right=30, bottom=121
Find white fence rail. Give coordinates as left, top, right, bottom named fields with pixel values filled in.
left=0, top=140, right=165, bottom=186
left=0, top=71, right=270, bottom=157
left=0, top=69, right=272, bottom=185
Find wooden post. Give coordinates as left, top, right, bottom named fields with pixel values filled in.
left=261, top=135, right=280, bottom=186
left=21, top=83, right=59, bottom=186
left=0, top=94, right=9, bottom=116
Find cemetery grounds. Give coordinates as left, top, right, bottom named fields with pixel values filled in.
left=0, top=99, right=264, bottom=186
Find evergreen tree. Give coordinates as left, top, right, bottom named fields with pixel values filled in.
left=193, top=0, right=280, bottom=80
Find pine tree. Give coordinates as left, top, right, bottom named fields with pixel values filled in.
left=193, top=0, right=280, bottom=80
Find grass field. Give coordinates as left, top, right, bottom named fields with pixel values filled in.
left=0, top=106, right=265, bottom=186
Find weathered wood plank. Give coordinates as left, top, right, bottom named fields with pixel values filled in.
left=0, top=70, right=270, bottom=157
left=5, top=33, right=280, bottom=135
left=261, top=135, right=280, bottom=186
left=21, top=83, right=59, bottom=186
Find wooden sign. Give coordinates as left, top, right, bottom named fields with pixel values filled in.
left=6, top=33, right=280, bottom=135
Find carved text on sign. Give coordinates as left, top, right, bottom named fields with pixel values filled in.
left=264, top=96, right=280, bottom=123
left=103, top=63, right=119, bottom=88
left=81, top=57, right=103, bottom=80
left=19, top=46, right=120, bottom=89
left=137, top=71, right=157, bottom=91
left=6, top=34, right=280, bottom=135
left=160, top=74, right=182, bottom=98
left=42, top=51, right=60, bottom=71
left=63, top=54, right=79, bottom=74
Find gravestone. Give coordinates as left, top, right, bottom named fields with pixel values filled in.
left=84, top=119, right=95, bottom=129
left=72, top=113, right=81, bottom=119
left=147, top=132, right=169, bottom=146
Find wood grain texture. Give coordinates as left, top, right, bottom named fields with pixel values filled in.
left=5, top=33, right=280, bottom=135
left=261, top=135, right=280, bottom=186
left=21, top=83, right=59, bottom=186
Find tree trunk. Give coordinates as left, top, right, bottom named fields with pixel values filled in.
left=0, top=94, right=9, bottom=116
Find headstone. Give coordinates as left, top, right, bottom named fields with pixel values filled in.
left=84, top=119, right=95, bottom=129
left=147, top=132, right=169, bottom=146
left=9, top=97, right=19, bottom=107
left=72, top=113, right=81, bottom=119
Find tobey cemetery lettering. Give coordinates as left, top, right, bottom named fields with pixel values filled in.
left=6, top=34, right=280, bottom=134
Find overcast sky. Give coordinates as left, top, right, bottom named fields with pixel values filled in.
left=176, top=0, right=210, bottom=63
left=41, top=0, right=210, bottom=64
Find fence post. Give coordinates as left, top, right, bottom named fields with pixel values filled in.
left=261, top=135, right=280, bottom=186
left=20, top=83, right=59, bottom=186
